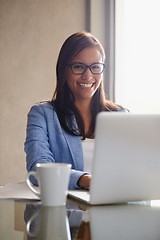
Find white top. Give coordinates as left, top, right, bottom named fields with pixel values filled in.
left=81, top=138, right=95, bottom=174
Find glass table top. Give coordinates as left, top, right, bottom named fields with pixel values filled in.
left=1, top=198, right=160, bottom=240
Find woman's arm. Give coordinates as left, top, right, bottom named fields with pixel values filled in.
left=24, top=104, right=55, bottom=173
left=24, top=103, right=89, bottom=189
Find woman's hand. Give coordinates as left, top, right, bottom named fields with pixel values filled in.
left=77, top=174, right=91, bottom=188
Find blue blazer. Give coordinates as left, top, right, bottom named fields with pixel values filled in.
left=24, top=102, right=126, bottom=189
left=24, top=102, right=86, bottom=189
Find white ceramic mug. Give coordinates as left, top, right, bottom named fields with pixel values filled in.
left=26, top=163, right=71, bottom=206
left=26, top=205, right=71, bottom=240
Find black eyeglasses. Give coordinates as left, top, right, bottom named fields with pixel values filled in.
left=67, top=62, right=105, bottom=75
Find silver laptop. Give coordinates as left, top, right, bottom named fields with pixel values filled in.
left=68, top=112, right=160, bottom=205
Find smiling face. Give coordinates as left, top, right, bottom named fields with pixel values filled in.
left=65, top=47, right=104, bottom=105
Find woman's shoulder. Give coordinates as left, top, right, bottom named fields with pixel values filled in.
left=105, top=100, right=129, bottom=112
left=30, top=101, right=55, bottom=111
left=28, top=101, right=57, bottom=115
left=117, top=107, right=129, bottom=112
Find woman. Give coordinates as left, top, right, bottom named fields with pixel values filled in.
left=24, top=32, right=126, bottom=189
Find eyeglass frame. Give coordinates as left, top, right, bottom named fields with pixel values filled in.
left=67, top=62, right=105, bottom=75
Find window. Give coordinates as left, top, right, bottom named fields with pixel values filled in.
left=115, top=0, right=160, bottom=113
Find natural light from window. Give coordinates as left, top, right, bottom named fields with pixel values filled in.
left=115, top=0, right=160, bottom=113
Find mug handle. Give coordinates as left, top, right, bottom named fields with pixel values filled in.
left=26, top=209, right=40, bottom=237
left=26, top=171, right=40, bottom=197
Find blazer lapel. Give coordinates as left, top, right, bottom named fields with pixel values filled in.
left=61, top=117, right=84, bottom=171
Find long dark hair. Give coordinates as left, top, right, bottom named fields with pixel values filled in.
left=51, top=32, right=121, bottom=139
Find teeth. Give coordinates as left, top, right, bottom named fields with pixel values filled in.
left=79, top=83, right=93, bottom=88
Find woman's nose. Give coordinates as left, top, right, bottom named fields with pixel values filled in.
left=82, top=67, right=93, bottom=80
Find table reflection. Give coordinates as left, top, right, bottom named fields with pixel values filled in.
left=89, top=203, right=160, bottom=240
left=23, top=201, right=160, bottom=240
left=24, top=203, right=41, bottom=238
left=1, top=198, right=160, bottom=240
left=24, top=201, right=91, bottom=240
left=25, top=203, right=71, bottom=240
left=67, top=203, right=90, bottom=240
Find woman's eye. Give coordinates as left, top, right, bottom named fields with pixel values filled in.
left=92, top=65, right=100, bottom=69
left=73, top=65, right=84, bottom=69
